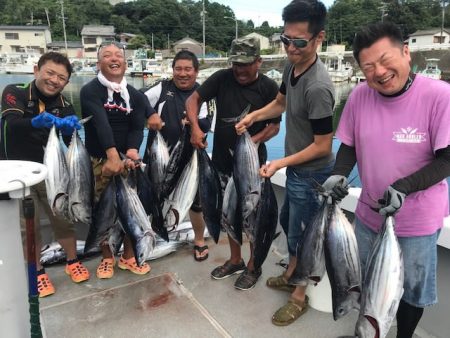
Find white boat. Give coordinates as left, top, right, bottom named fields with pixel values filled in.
left=4, top=52, right=41, bottom=74
left=197, top=67, right=222, bottom=83
left=325, top=53, right=353, bottom=82
left=420, top=58, right=441, bottom=80
left=265, top=69, right=282, bottom=80
left=128, top=58, right=171, bottom=78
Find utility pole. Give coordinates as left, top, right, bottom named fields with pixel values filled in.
left=202, top=0, right=206, bottom=58
left=44, top=8, right=51, bottom=28
left=59, top=0, right=68, bottom=55
left=380, top=2, right=388, bottom=22
left=224, top=16, right=238, bottom=40
left=441, top=0, right=447, bottom=44
left=151, top=33, right=154, bottom=51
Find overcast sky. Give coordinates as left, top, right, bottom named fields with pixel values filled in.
left=213, top=0, right=335, bottom=27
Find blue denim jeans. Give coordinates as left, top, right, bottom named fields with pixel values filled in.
left=355, top=217, right=439, bottom=307
left=280, top=163, right=334, bottom=256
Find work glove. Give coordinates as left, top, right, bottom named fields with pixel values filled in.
left=321, top=174, right=349, bottom=203
left=56, top=115, right=82, bottom=136
left=31, top=112, right=60, bottom=129
left=378, top=185, right=406, bottom=216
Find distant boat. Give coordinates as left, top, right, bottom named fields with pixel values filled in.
left=325, top=53, right=353, bottom=82
left=4, top=51, right=41, bottom=74
left=420, top=58, right=441, bottom=80
left=265, top=69, right=282, bottom=80
left=197, top=67, right=222, bottom=83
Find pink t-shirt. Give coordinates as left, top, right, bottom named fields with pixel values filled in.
left=337, top=75, right=450, bottom=236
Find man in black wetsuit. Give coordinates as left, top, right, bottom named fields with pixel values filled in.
left=80, top=42, right=148, bottom=279
left=142, top=50, right=211, bottom=262
left=186, top=37, right=280, bottom=290
left=0, top=51, right=88, bottom=297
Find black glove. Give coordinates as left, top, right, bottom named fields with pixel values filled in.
left=378, top=185, right=406, bottom=216
left=321, top=174, right=349, bottom=203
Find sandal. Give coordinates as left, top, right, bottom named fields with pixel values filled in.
left=266, top=274, right=296, bottom=293
left=118, top=256, right=151, bottom=275
left=96, top=258, right=115, bottom=279
left=193, top=245, right=209, bottom=262
left=65, top=261, right=90, bottom=283
left=272, top=296, right=309, bottom=326
left=37, top=272, right=55, bottom=297
left=211, top=259, right=245, bottom=280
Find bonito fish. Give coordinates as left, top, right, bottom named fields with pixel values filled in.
left=66, top=131, right=93, bottom=225
left=164, top=150, right=199, bottom=231
left=355, top=215, right=404, bottom=338
left=115, top=175, right=156, bottom=266
left=325, top=203, right=361, bottom=321
left=43, top=125, right=69, bottom=217
left=292, top=200, right=329, bottom=285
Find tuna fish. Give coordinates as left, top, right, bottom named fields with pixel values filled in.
left=43, top=125, right=69, bottom=217
left=325, top=203, right=361, bottom=321
left=66, top=131, right=94, bottom=225
left=355, top=215, right=404, bottom=338
left=115, top=175, right=156, bottom=266
left=221, top=176, right=242, bottom=245
left=160, top=126, right=194, bottom=200
left=253, top=178, right=278, bottom=271
left=163, top=150, right=199, bottom=231
left=233, top=130, right=261, bottom=221
left=146, top=130, right=170, bottom=198
left=197, top=148, right=222, bottom=243
left=292, top=200, right=329, bottom=285
left=84, top=179, right=118, bottom=255
left=132, top=167, right=168, bottom=241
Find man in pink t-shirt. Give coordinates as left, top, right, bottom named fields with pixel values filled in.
left=323, top=22, right=450, bottom=338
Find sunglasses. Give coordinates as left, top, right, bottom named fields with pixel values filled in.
left=280, top=34, right=315, bottom=49
left=97, top=41, right=125, bottom=55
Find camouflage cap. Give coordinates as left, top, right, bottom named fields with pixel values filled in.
left=228, top=37, right=260, bottom=64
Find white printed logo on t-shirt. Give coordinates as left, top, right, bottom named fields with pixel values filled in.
left=392, top=127, right=426, bottom=143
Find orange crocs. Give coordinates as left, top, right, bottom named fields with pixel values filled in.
left=65, top=261, right=90, bottom=283
left=96, top=258, right=115, bottom=279
left=37, top=273, right=55, bottom=298
left=118, top=256, right=151, bottom=275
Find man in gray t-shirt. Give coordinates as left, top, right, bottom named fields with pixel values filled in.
left=236, top=0, right=335, bottom=326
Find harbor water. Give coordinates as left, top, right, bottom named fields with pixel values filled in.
left=1, top=74, right=449, bottom=197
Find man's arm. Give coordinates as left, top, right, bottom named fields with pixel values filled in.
left=235, top=92, right=286, bottom=134
left=261, top=132, right=333, bottom=177
left=80, top=85, right=122, bottom=176
left=186, top=90, right=206, bottom=148
left=251, top=122, right=280, bottom=144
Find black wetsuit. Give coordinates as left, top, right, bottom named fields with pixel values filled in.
left=80, top=78, right=145, bottom=158
left=0, top=80, right=75, bottom=162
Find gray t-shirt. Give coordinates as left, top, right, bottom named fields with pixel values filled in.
left=282, top=57, right=335, bottom=170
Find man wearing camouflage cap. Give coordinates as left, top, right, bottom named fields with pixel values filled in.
left=186, top=36, right=280, bottom=290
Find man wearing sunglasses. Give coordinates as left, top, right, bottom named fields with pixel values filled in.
left=236, top=0, right=335, bottom=326
left=186, top=37, right=280, bottom=291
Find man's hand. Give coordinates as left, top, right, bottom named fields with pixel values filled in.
left=235, top=114, right=255, bottom=135
left=31, top=112, right=60, bottom=129
left=147, top=114, right=164, bottom=130
left=378, top=186, right=406, bottom=216
left=124, top=148, right=140, bottom=170
left=259, top=160, right=281, bottom=178
left=56, top=115, right=82, bottom=136
left=102, top=148, right=124, bottom=176
left=190, top=126, right=206, bottom=149
left=321, top=175, right=348, bottom=203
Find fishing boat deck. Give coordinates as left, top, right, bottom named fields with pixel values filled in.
left=38, top=234, right=427, bottom=338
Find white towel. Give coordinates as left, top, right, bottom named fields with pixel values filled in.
left=97, top=71, right=131, bottom=114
